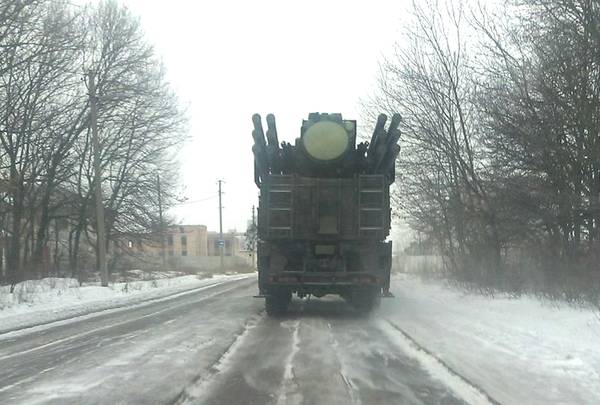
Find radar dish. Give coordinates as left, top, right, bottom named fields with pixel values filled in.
left=303, top=121, right=349, bottom=161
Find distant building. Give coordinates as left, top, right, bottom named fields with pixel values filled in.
left=136, top=225, right=246, bottom=259
left=207, top=231, right=243, bottom=257
left=165, top=225, right=208, bottom=257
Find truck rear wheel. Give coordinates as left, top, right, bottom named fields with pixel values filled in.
left=350, top=289, right=381, bottom=314
left=265, top=290, right=291, bottom=316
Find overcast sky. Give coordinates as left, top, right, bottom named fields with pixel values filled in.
left=114, top=0, right=408, bottom=232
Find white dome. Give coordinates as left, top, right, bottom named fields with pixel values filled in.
left=303, top=121, right=349, bottom=161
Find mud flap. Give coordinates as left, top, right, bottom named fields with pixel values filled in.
left=380, top=241, right=393, bottom=294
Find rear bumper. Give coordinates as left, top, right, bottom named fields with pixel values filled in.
left=269, top=271, right=382, bottom=284
left=261, top=271, right=384, bottom=295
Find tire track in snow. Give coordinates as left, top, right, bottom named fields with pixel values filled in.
left=0, top=275, right=254, bottom=339
left=0, top=282, right=250, bottom=362
left=380, top=319, right=500, bottom=405
left=275, top=319, right=301, bottom=405
left=170, top=312, right=264, bottom=405
left=0, top=365, right=57, bottom=394
left=326, top=322, right=362, bottom=405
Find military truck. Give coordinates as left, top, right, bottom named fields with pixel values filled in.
left=251, top=112, right=401, bottom=315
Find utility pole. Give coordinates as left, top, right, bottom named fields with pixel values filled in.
left=88, top=71, right=108, bottom=287
left=157, top=174, right=166, bottom=268
left=251, top=205, right=256, bottom=268
left=218, top=180, right=224, bottom=272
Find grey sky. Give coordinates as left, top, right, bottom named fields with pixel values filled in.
left=116, top=0, right=408, bottom=232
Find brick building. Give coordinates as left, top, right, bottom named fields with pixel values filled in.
left=165, top=225, right=208, bottom=257
left=139, top=225, right=246, bottom=259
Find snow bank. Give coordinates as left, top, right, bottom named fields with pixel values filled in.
left=381, top=274, right=600, bottom=405
left=0, top=273, right=253, bottom=334
left=0, top=278, right=81, bottom=309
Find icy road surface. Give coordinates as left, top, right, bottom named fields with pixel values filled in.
left=0, top=275, right=491, bottom=405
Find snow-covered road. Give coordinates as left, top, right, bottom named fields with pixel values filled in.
left=4, top=273, right=596, bottom=404
left=177, top=298, right=490, bottom=405
left=0, top=276, right=262, bottom=404
left=0, top=275, right=491, bottom=405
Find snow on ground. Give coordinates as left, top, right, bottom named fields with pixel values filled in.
left=0, top=272, right=254, bottom=334
left=380, top=274, right=600, bottom=405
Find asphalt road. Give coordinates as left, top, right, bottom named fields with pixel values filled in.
left=0, top=276, right=472, bottom=405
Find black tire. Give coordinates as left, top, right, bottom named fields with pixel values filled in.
left=265, top=290, right=291, bottom=316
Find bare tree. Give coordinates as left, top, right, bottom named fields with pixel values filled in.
left=0, top=0, right=83, bottom=284
left=365, top=0, right=503, bottom=281
left=0, top=0, right=186, bottom=285
left=70, top=0, right=186, bottom=278
left=366, top=0, right=600, bottom=294
left=475, top=0, right=600, bottom=270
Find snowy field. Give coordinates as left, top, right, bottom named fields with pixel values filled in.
left=381, top=274, right=600, bottom=404
left=0, top=272, right=254, bottom=334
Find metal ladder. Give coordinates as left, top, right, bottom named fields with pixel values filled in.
left=358, top=175, right=384, bottom=237
left=267, top=176, right=294, bottom=237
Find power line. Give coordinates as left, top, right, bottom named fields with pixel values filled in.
left=173, top=195, right=218, bottom=206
